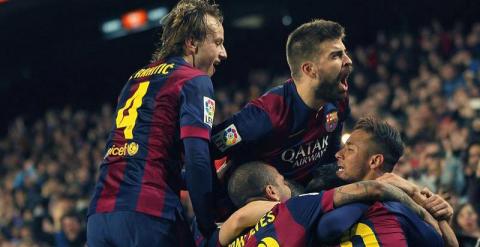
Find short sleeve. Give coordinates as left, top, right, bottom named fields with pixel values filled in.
left=180, top=75, right=215, bottom=140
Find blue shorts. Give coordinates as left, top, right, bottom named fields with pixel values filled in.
left=87, top=211, right=195, bottom=247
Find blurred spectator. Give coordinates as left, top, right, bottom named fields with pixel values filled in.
left=452, top=203, right=480, bottom=247
left=1, top=19, right=480, bottom=245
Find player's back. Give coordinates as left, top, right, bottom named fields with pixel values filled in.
left=88, top=56, right=213, bottom=221
left=227, top=191, right=335, bottom=247
left=337, top=201, right=443, bottom=247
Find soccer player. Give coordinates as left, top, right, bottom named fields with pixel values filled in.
left=312, top=116, right=457, bottom=246
left=201, top=162, right=435, bottom=247
left=86, top=0, right=227, bottom=246
left=210, top=19, right=352, bottom=186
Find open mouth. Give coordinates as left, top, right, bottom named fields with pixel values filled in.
left=339, top=71, right=349, bottom=92
left=337, top=164, right=345, bottom=172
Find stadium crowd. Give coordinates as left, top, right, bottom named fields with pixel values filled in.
left=1, top=20, right=480, bottom=246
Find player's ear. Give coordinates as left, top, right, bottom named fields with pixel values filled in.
left=265, top=185, right=280, bottom=202
left=300, top=61, right=316, bottom=79
left=184, top=37, right=198, bottom=54
left=369, top=154, right=384, bottom=169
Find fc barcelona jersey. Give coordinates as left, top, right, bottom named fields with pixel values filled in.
left=88, top=56, right=215, bottom=220
left=211, top=80, right=349, bottom=185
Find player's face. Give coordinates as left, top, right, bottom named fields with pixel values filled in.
left=468, top=144, right=480, bottom=167
left=269, top=167, right=292, bottom=202
left=335, top=130, right=372, bottom=182
left=311, top=38, right=352, bottom=102
left=195, top=15, right=227, bottom=76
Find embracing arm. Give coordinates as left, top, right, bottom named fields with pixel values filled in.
left=377, top=173, right=458, bottom=246
left=332, top=180, right=440, bottom=234
left=218, top=201, right=278, bottom=246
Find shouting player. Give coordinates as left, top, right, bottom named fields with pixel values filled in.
left=211, top=19, right=352, bottom=186
left=87, top=0, right=227, bottom=246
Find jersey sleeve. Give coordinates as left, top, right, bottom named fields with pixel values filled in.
left=385, top=202, right=444, bottom=247
left=210, top=103, right=273, bottom=159
left=316, top=203, right=370, bottom=243
left=284, top=190, right=336, bottom=228
left=180, top=75, right=215, bottom=140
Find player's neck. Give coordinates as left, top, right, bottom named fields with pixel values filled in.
left=183, top=55, right=194, bottom=67
left=294, top=79, right=326, bottom=110
left=364, top=170, right=384, bottom=181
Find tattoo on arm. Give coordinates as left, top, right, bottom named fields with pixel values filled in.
left=333, top=181, right=425, bottom=220
left=334, top=181, right=378, bottom=206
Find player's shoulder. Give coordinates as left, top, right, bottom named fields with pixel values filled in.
left=249, top=80, right=293, bottom=118
left=285, top=192, right=324, bottom=205
left=383, top=201, right=419, bottom=217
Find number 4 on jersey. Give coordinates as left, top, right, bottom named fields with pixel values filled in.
left=116, top=81, right=150, bottom=139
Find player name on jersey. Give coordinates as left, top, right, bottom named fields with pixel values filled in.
left=131, top=62, right=175, bottom=79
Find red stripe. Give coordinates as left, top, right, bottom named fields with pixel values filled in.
left=135, top=73, right=180, bottom=216
left=274, top=204, right=306, bottom=246
left=366, top=202, right=407, bottom=246
left=180, top=126, right=210, bottom=140
left=321, top=189, right=335, bottom=212
left=250, top=93, right=289, bottom=130
left=95, top=161, right=127, bottom=212
left=95, top=84, right=140, bottom=212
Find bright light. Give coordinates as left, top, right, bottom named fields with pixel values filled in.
left=102, top=20, right=122, bottom=34
left=282, top=15, right=292, bottom=26
left=148, top=7, right=168, bottom=22
left=122, top=9, right=148, bottom=30
left=341, top=133, right=351, bottom=144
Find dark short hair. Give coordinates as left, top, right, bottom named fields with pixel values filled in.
left=151, top=0, right=223, bottom=62
left=353, top=116, right=404, bottom=172
left=228, top=162, right=277, bottom=207
left=286, top=19, right=345, bottom=79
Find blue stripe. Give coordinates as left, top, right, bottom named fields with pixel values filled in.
left=88, top=163, right=110, bottom=215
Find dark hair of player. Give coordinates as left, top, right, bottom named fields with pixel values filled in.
left=353, top=116, right=405, bottom=172
left=286, top=19, right=345, bottom=79
left=227, top=162, right=278, bottom=207
left=151, top=0, right=223, bottom=62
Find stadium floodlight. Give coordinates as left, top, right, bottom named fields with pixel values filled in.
left=100, top=6, right=168, bottom=40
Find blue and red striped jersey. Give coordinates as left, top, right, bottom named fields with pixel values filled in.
left=227, top=190, right=335, bottom=247
left=211, top=80, right=349, bottom=185
left=326, top=201, right=444, bottom=247
left=88, top=56, right=215, bottom=220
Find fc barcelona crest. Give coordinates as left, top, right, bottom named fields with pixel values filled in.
left=325, top=111, right=338, bottom=132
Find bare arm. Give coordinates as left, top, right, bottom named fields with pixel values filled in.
left=377, top=173, right=458, bottom=246
left=333, top=180, right=441, bottom=235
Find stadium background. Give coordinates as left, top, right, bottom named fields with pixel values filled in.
left=1, top=0, right=480, bottom=246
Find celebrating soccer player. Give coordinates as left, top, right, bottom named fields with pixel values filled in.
left=211, top=19, right=352, bottom=186
left=86, top=0, right=227, bottom=246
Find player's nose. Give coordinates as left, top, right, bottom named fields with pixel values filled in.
left=335, top=150, right=343, bottom=160
left=343, top=54, right=352, bottom=67
left=219, top=45, right=227, bottom=60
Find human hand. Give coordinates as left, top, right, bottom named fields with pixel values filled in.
left=421, top=187, right=453, bottom=222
